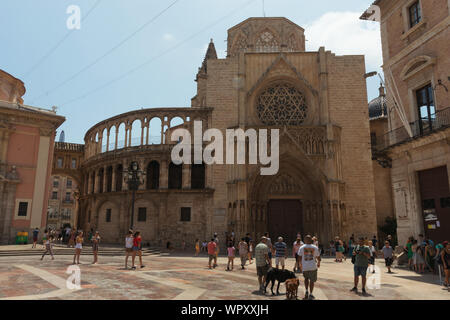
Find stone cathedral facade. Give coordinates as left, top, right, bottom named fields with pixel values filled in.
left=63, top=18, right=378, bottom=247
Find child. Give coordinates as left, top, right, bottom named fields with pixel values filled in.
left=227, top=241, right=235, bottom=271
left=41, top=235, right=55, bottom=260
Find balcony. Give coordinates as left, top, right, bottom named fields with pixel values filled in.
left=375, top=107, right=450, bottom=151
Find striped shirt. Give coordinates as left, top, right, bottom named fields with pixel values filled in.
left=274, top=241, right=287, bottom=257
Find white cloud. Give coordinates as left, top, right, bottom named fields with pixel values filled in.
left=305, top=11, right=383, bottom=72
left=163, top=33, right=175, bottom=41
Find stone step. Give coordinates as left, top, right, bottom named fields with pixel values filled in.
left=0, top=248, right=161, bottom=257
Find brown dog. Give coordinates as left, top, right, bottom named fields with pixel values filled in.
left=285, top=278, right=300, bottom=300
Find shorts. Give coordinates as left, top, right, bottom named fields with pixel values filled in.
left=354, top=265, right=368, bottom=277
left=303, top=270, right=318, bottom=282
left=268, top=251, right=272, bottom=259
left=257, top=264, right=269, bottom=277
left=33, top=237, right=38, bottom=242
left=208, top=254, right=216, bottom=263
left=275, top=257, right=285, bottom=267
left=126, top=247, right=133, bottom=253
left=385, top=257, right=393, bottom=267
left=132, top=246, right=140, bottom=251
left=295, top=253, right=299, bottom=260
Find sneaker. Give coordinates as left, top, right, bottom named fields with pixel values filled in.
left=309, top=294, right=315, bottom=300
left=304, top=291, right=309, bottom=300
left=131, top=266, right=136, bottom=270
left=350, top=287, right=358, bottom=293
left=362, top=288, right=367, bottom=296
left=141, top=265, right=145, bottom=268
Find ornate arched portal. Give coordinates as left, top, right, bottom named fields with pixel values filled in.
left=230, top=132, right=335, bottom=245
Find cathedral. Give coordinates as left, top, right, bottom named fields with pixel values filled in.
left=55, top=17, right=378, bottom=247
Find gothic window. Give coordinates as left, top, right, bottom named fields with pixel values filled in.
left=168, top=162, right=182, bottom=189
left=257, top=83, right=308, bottom=125
left=191, top=163, right=205, bottom=189
left=231, top=35, right=248, bottom=55
left=255, top=30, right=279, bottom=52
left=146, top=161, right=160, bottom=190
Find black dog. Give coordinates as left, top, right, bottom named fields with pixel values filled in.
left=264, top=268, right=296, bottom=295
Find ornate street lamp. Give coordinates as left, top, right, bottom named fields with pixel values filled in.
left=125, top=161, right=145, bottom=230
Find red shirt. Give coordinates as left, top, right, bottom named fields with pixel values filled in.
left=133, top=236, right=141, bottom=248
left=207, top=241, right=217, bottom=255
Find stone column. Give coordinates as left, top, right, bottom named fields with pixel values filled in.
left=160, top=160, right=168, bottom=189
left=102, top=166, right=107, bottom=193
left=111, top=166, right=116, bottom=192
left=122, top=160, right=128, bottom=191
left=115, top=126, right=119, bottom=150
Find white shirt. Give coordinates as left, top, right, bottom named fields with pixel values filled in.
left=298, top=244, right=320, bottom=271
left=125, top=236, right=133, bottom=248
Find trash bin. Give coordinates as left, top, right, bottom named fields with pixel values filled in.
left=16, top=232, right=22, bottom=244
left=23, top=232, right=29, bottom=244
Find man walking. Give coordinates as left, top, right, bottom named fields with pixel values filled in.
left=207, top=238, right=218, bottom=269
left=351, top=237, right=371, bottom=295
left=274, top=237, right=287, bottom=270
left=382, top=240, right=394, bottom=273
left=255, top=236, right=270, bottom=294
left=298, top=235, right=321, bottom=300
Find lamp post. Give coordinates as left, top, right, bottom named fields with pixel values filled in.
left=125, top=161, right=145, bottom=230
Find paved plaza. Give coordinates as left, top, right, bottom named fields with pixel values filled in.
left=0, top=245, right=448, bottom=300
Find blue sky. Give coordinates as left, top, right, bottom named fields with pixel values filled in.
left=0, top=0, right=380, bottom=143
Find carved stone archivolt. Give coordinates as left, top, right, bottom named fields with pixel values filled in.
left=257, top=83, right=307, bottom=126
left=269, top=173, right=302, bottom=194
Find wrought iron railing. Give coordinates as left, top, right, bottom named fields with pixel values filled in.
left=375, top=107, right=450, bottom=151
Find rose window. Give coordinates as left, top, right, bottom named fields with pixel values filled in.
left=257, top=83, right=307, bottom=125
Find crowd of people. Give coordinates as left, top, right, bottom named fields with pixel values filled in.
left=33, top=226, right=450, bottom=295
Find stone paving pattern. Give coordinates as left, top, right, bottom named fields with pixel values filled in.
left=0, top=248, right=448, bottom=300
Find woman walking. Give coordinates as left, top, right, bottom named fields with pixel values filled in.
left=195, top=239, right=200, bottom=256
left=227, top=241, right=236, bottom=271
left=293, top=237, right=303, bottom=273
left=248, top=240, right=253, bottom=264
left=91, top=231, right=100, bottom=264
left=72, top=231, right=83, bottom=265
left=131, top=231, right=145, bottom=269
left=125, top=230, right=134, bottom=269
left=238, top=238, right=248, bottom=270
left=406, top=237, right=414, bottom=270
left=41, top=235, right=55, bottom=260
left=414, top=240, right=425, bottom=273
